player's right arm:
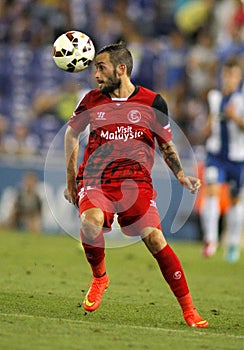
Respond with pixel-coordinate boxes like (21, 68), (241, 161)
(64, 91), (91, 204)
(64, 125), (81, 205)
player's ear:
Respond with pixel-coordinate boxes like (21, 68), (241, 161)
(117, 64), (127, 76)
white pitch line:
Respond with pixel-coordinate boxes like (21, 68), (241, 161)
(0, 312), (243, 340)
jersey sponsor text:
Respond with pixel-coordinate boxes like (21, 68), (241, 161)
(100, 125), (143, 142)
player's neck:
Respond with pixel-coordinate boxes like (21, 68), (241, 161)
(109, 81), (135, 99)
(222, 85), (238, 96)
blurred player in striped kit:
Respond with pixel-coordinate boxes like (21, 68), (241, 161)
(201, 58), (244, 262)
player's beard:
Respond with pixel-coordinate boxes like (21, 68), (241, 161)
(99, 70), (121, 94)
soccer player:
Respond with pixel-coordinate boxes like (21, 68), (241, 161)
(201, 58), (244, 261)
(64, 43), (208, 328)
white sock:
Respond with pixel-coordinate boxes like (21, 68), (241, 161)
(225, 203), (244, 247)
(201, 196), (220, 243)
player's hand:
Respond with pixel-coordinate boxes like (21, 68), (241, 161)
(178, 175), (201, 194)
(64, 185), (77, 205)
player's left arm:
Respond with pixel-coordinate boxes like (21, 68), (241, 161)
(153, 93), (201, 194)
(158, 141), (201, 194)
(225, 101), (244, 130)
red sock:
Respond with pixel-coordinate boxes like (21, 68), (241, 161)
(177, 293), (195, 313)
(80, 230), (106, 278)
(153, 244), (189, 298)
(82, 242), (106, 277)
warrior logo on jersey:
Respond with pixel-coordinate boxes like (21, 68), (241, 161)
(127, 110), (141, 123)
(96, 111), (106, 120)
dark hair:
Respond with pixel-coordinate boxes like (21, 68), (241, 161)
(222, 57), (240, 69)
(97, 42), (133, 76)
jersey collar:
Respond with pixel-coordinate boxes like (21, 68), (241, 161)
(103, 85), (139, 100)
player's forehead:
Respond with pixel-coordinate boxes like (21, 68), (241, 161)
(95, 52), (112, 66)
(222, 65), (242, 77)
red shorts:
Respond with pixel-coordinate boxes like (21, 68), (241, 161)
(77, 180), (162, 236)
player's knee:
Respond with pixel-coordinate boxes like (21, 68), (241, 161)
(80, 208), (104, 240)
(141, 228), (167, 254)
(230, 195), (240, 206)
(205, 183), (220, 196)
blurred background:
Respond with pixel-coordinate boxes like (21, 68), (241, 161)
(0, 0), (243, 239)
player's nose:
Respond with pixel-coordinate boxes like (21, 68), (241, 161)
(94, 68), (100, 79)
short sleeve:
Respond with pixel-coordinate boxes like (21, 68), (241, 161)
(152, 94), (172, 144)
(68, 92), (90, 132)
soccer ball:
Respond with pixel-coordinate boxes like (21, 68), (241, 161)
(53, 31), (95, 72)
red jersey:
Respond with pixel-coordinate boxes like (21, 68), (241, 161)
(68, 86), (172, 186)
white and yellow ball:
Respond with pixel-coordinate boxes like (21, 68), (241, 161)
(53, 31), (95, 72)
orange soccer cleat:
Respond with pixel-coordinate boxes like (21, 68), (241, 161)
(183, 309), (209, 328)
(83, 274), (110, 312)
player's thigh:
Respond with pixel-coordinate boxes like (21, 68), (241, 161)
(118, 184), (162, 236)
(227, 161), (244, 200)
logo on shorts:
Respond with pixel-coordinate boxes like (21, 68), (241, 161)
(150, 200), (157, 208)
(127, 110), (141, 123)
(78, 186), (95, 200)
(173, 271), (182, 280)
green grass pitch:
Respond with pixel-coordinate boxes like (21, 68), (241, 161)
(0, 229), (243, 350)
